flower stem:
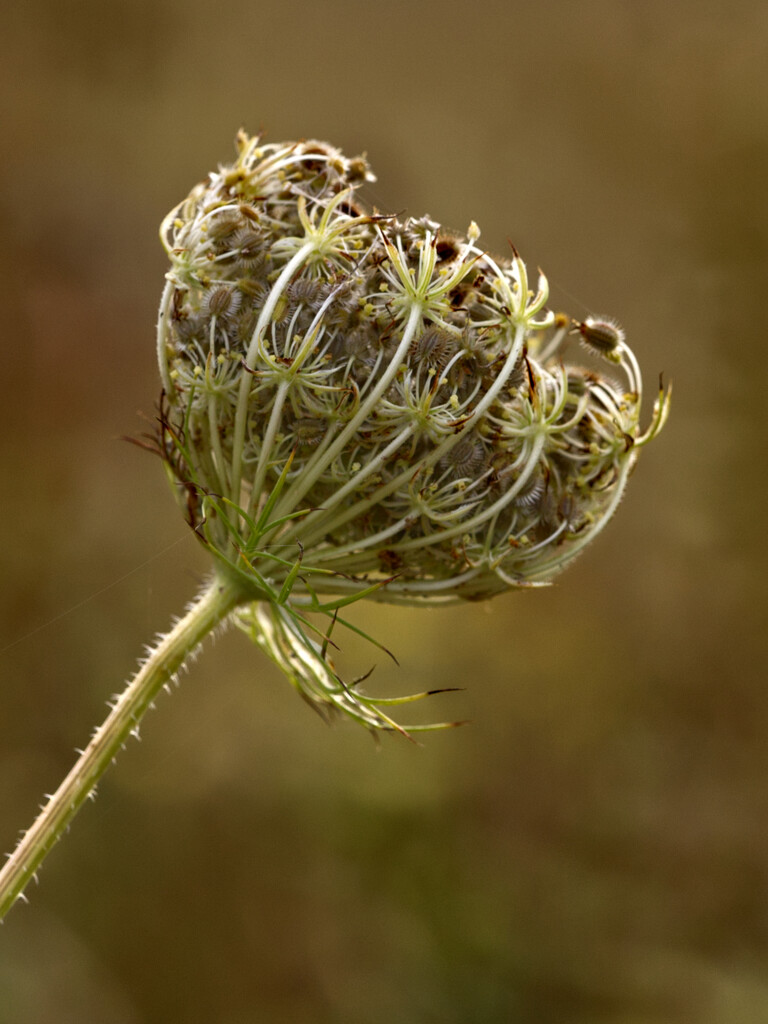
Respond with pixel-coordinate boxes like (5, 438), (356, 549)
(0, 573), (245, 921)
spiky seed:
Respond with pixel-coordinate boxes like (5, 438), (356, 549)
(411, 326), (457, 369)
(440, 436), (486, 478)
(203, 285), (241, 320)
(576, 317), (625, 360)
(435, 233), (462, 263)
(293, 418), (326, 447)
(233, 228), (266, 267)
(207, 207), (244, 240)
(288, 277), (328, 308)
(512, 475), (547, 511)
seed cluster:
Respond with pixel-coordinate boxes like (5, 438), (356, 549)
(155, 132), (668, 727)
(158, 132), (665, 598)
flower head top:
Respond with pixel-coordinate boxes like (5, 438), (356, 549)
(154, 132), (669, 730)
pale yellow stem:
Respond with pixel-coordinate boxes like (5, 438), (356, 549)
(0, 573), (246, 921)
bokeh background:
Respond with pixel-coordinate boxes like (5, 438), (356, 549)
(1, 1), (766, 1021)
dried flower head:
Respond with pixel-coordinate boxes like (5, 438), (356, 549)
(0, 133), (672, 918)
(154, 131), (669, 730)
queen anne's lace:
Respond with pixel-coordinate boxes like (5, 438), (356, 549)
(154, 132), (669, 730)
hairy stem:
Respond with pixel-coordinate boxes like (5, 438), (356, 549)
(0, 572), (246, 921)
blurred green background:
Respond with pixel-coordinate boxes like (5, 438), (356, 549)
(1, 1), (766, 1021)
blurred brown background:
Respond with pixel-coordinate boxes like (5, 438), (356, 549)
(1, 1), (766, 1021)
